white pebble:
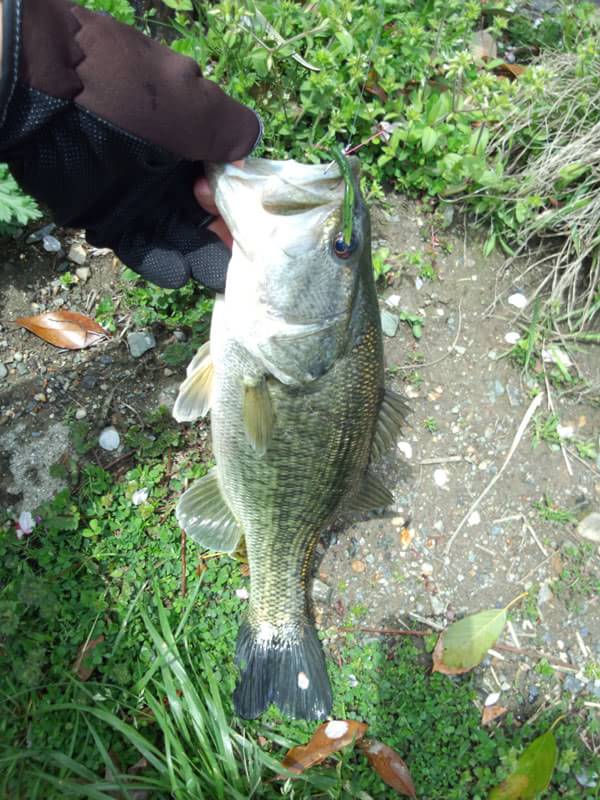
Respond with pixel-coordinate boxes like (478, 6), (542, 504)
(485, 692), (501, 707)
(421, 562), (434, 577)
(557, 424), (574, 439)
(433, 468), (449, 489)
(397, 441), (413, 459)
(75, 408), (87, 420)
(508, 292), (528, 309)
(235, 588), (249, 601)
(385, 294), (401, 308)
(99, 427), (120, 451)
(324, 720), (348, 739)
(504, 331), (520, 345)
(468, 511), (481, 527)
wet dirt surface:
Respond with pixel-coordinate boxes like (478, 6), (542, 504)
(1, 198), (599, 718)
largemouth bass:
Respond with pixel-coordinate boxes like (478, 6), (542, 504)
(173, 157), (406, 720)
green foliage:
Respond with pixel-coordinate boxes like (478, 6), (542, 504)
(0, 164), (42, 232)
(122, 267), (214, 329)
(75, 0), (135, 23)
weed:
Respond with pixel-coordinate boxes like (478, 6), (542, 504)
(122, 267), (213, 330)
(398, 311), (424, 340)
(551, 542), (600, 613)
(532, 412), (561, 449)
(95, 295), (117, 333)
(423, 417), (439, 433)
(534, 496), (576, 525)
(372, 246), (393, 282)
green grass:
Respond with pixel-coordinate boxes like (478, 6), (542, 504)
(1, 406), (596, 799)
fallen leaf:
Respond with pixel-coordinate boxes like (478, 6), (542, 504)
(366, 69), (389, 104)
(432, 608), (507, 674)
(360, 739), (417, 798)
(73, 635), (105, 681)
(16, 310), (108, 350)
(400, 528), (414, 549)
(489, 730), (557, 799)
(482, 704), (508, 726)
(495, 63), (526, 80)
(281, 719), (368, 774)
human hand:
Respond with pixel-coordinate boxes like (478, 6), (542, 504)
(0, 0), (261, 290)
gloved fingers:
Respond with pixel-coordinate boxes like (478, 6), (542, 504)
(114, 219), (231, 291)
(114, 232), (192, 289)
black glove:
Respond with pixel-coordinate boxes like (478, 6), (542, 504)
(0, 0), (261, 289)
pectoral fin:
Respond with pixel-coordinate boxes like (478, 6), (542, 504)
(243, 376), (274, 455)
(372, 389), (410, 460)
(348, 471), (393, 512)
(173, 342), (214, 422)
(175, 470), (242, 553)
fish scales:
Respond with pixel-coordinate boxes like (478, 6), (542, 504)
(173, 157), (404, 720)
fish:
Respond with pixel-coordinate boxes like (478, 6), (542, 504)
(173, 157), (407, 720)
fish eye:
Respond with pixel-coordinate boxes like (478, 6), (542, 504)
(333, 232), (358, 260)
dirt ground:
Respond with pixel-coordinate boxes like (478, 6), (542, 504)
(1, 196), (599, 720)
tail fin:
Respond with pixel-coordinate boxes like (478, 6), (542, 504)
(233, 620), (332, 720)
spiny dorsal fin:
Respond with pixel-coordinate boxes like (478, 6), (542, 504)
(347, 471), (393, 512)
(372, 388), (410, 460)
(173, 342), (214, 422)
(243, 376), (274, 456)
(175, 470), (242, 553)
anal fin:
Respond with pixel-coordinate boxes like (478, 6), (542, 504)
(348, 471), (393, 512)
(175, 470), (242, 553)
(243, 376), (274, 455)
(372, 388), (410, 460)
(173, 342), (214, 422)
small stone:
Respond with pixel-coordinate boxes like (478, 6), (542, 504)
(352, 560), (366, 573)
(13, 352), (23, 362)
(43, 234), (62, 253)
(421, 562), (433, 577)
(527, 685), (539, 703)
(173, 329), (187, 342)
(508, 292), (528, 310)
(468, 511), (481, 527)
(433, 468), (449, 489)
(81, 373), (97, 390)
(0, 363), (7, 380)
(16, 363), (28, 376)
(484, 691), (501, 707)
(67, 243), (87, 265)
(127, 331), (157, 358)
(391, 516), (405, 527)
(380, 309), (399, 337)
(312, 579), (331, 604)
(429, 595), (446, 615)
(504, 331), (520, 345)
(538, 582), (553, 605)
(75, 408), (87, 420)
(454, 345), (466, 355)
(563, 674), (585, 695)
(164, 368), (174, 377)
(557, 424), (574, 439)
(235, 588), (249, 601)
(27, 223), (56, 243)
(75, 266), (91, 283)
(33, 393), (47, 403)
(397, 441), (413, 459)
(577, 512), (600, 544)
(99, 427), (120, 451)
(385, 294), (401, 308)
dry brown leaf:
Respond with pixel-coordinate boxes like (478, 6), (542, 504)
(360, 739), (417, 798)
(482, 704), (508, 726)
(366, 69), (389, 104)
(73, 635), (105, 681)
(400, 528), (414, 549)
(495, 63), (526, 80)
(128, 757), (149, 775)
(16, 310), (108, 350)
(281, 719), (368, 774)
